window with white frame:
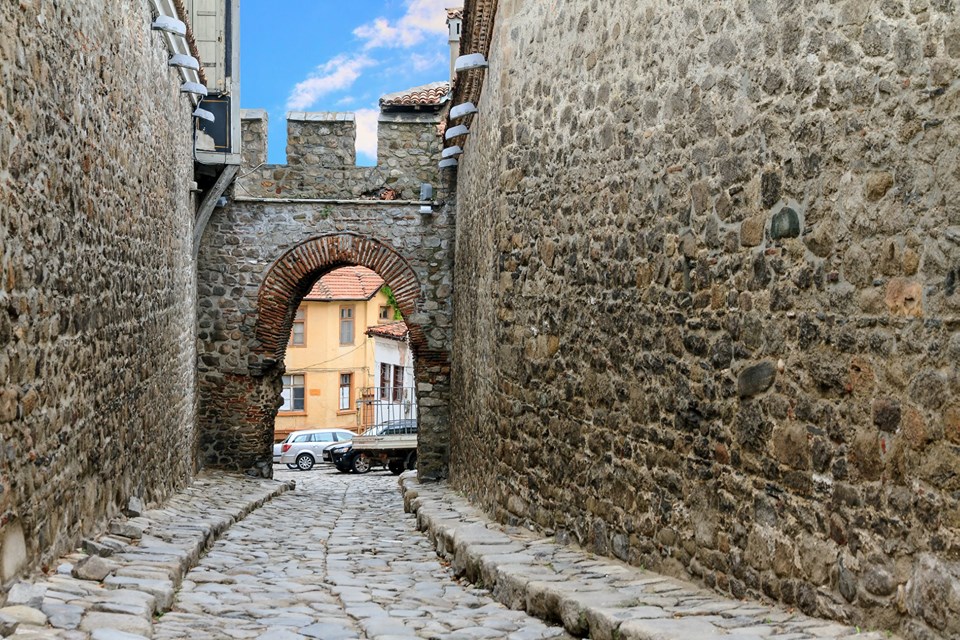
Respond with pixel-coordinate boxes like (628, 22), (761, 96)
(280, 374), (305, 412)
(339, 373), (353, 411)
(339, 306), (354, 345)
(289, 308), (305, 346)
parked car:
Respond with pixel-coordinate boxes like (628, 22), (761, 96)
(327, 441), (354, 472)
(321, 440), (347, 463)
(272, 442), (284, 464)
(331, 419), (417, 474)
(277, 429), (355, 471)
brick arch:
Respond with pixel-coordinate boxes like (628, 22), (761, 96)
(256, 232), (426, 372)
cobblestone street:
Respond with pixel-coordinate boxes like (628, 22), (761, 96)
(153, 468), (571, 640)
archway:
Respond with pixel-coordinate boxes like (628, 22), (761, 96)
(255, 233), (428, 373)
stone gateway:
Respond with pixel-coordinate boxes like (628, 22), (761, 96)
(196, 106), (455, 480)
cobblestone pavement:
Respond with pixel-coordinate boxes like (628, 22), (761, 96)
(0, 473), (292, 639)
(153, 467), (573, 640)
(2, 468), (899, 640)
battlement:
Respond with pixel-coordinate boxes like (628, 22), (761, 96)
(237, 107), (444, 200)
(286, 111), (358, 168)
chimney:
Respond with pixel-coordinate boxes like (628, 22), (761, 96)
(446, 8), (462, 83)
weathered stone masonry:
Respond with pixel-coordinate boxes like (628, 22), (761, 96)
(450, 1), (959, 639)
(197, 111), (454, 478)
(0, 0), (198, 581)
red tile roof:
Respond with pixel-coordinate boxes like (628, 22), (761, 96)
(366, 321), (409, 341)
(304, 266), (384, 301)
(380, 82), (451, 108)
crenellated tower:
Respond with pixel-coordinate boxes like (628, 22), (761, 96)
(237, 83), (449, 201)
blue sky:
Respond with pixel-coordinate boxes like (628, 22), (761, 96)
(240, 0), (454, 166)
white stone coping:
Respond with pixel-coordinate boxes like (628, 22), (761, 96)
(398, 474), (898, 640)
(286, 111), (355, 123)
(240, 108), (268, 121)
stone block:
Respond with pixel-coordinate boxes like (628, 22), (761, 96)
(5, 582), (46, 609)
(0, 612), (18, 636)
(0, 605), (47, 626)
(103, 576), (174, 611)
(1, 521), (27, 582)
(865, 172), (894, 201)
(83, 538), (116, 558)
(884, 278), (923, 317)
(80, 612), (152, 638)
(109, 521), (145, 540)
(737, 362), (777, 398)
(740, 216), (765, 247)
(872, 398), (901, 433)
(124, 497), (144, 518)
(72, 555), (115, 581)
(770, 207), (801, 240)
(42, 602), (84, 630)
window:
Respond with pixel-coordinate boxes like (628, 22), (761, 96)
(280, 375), (305, 412)
(289, 308), (305, 346)
(379, 363), (391, 399)
(312, 432), (336, 442)
(339, 373), (353, 411)
(339, 306), (354, 345)
(379, 305), (392, 321)
(393, 365), (404, 401)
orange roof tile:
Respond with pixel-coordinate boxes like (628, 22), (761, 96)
(304, 266), (384, 301)
(380, 82), (450, 108)
(366, 321), (409, 341)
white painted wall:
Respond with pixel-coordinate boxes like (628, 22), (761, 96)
(371, 335), (417, 424)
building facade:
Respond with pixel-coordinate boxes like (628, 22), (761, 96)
(275, 266), (397, 440)
(365, 322), (418, 430)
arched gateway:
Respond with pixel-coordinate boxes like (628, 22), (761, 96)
(256, 233), (428, 373)
(196, 100), (453, 480)
(196, 207), (454, 481)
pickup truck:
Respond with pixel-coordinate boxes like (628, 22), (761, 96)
(331, 419), (417, 475)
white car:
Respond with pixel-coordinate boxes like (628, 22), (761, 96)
(277, 429), (355, 471)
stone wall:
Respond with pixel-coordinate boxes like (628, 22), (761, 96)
(450, 1), (960, 638)
(0, 0), (198, 581)
(237, 110), (443, 200)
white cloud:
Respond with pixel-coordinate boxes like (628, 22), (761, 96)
(336, 96), (357, 106)
(355, 108), (380, 161)
(354, 0), (449, 50)
(287, 54), (376, 110)
(410, 51), (445, 72)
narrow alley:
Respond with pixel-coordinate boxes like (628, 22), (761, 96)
(152, 469), (572, 640)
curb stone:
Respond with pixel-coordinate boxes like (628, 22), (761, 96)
(399, 473), (898, 640)
(3, 472), (294, 639)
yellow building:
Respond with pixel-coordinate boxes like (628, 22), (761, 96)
(275, 266), (396, 441)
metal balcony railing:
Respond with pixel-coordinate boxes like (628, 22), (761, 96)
(356, 387), (417, 432)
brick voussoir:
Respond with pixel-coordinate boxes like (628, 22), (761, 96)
(398, 474), (897, 640)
